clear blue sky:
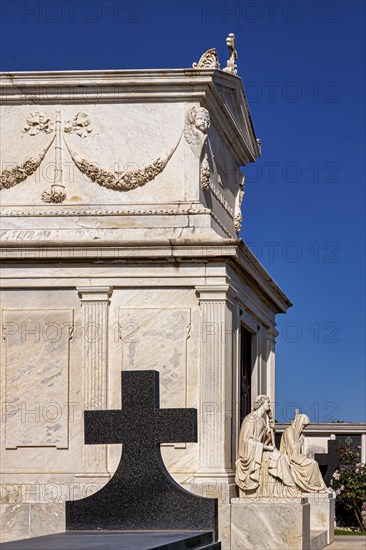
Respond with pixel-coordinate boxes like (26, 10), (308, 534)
(1, 0), (365, 422)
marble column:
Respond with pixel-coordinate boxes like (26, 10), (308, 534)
(194, 285), (235, 485)
(266, 326), (277, 418)
(361, 434), (366, 464)
(77, 286), (113, 472)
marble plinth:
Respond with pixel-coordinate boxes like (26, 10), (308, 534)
(231, 499), (310, 550)
(307, 493), (335, 544)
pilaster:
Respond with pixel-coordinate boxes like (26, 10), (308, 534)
(194, 285), (235, 486)
(77, 286), (113, 472)
(266, 326), (277, 417)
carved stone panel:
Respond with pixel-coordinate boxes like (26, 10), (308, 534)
(119, 308), (190, 409)
(2, 309), (73, 449)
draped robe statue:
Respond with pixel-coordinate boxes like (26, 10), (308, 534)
(280, 413), (327, 493)
(235, 398), (327, 497)
(235, 395), (297, 497)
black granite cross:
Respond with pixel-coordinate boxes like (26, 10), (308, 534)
(66, 370), (218, 538)
(315, 439), (341, 486)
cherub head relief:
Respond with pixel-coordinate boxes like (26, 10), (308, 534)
(189, 106), (211, 134)
(184, 106), (211, 159)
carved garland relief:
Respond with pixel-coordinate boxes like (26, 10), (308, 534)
(1, 103), (243, 231)
(0, 110), (181, 202)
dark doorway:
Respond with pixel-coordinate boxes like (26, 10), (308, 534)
(240, 326), (252, 424)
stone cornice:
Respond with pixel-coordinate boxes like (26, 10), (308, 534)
(276, 423), (366, 435)
(0, 239), (291, 314)
(230, 240), (292, 313)
(0, 68), (233, 101)
(0, 68), (259, 166)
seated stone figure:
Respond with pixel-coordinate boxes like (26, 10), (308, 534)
(235, 395), (297, 497)
(280, 413), (327, 493)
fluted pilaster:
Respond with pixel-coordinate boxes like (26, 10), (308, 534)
(77, 286), (112, 471)
(194, 285), (234, 481)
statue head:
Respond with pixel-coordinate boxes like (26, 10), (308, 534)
(188, 106), (211, 134)
(291, 413), (311, 434)
(252, 395), (270, 412)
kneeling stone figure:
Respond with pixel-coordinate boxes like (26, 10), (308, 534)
(235, 395), (327, 497)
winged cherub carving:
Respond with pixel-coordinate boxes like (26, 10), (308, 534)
(184, 106), (211, 158)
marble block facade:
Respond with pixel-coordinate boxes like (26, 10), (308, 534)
(231, 500), (311, 550)
(0, 60), (291, 543)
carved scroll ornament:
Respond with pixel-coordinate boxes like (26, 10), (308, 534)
(192, 48), (220, 70)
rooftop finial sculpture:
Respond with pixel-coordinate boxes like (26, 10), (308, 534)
(192, 48), (220, 70)
(223, 33), (238, 76)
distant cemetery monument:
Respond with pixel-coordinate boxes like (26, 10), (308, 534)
(0, 35), (338, 549)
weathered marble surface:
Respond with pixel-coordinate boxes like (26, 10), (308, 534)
(119, 308), (189, 408)
(3, 308), (72, 449)
(231, 500), (310, 550)
(0, 503), (64, 543)
(306, 493), (335, 544)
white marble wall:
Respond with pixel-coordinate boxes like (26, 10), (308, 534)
(0, 264), (278, 542)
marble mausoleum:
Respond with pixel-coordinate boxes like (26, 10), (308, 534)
(0, 39), (292, 545)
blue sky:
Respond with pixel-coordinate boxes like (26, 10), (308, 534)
(1, 0), (365, 422)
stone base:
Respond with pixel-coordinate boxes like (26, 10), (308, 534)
(231, 499), (310, 550)
(307, 493), (335, 545)
(310, 530), (328, 550)
(0, 503), (65, 543)
(182, 479), (237, 550)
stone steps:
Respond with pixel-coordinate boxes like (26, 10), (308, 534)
(310, 530), (328, 550)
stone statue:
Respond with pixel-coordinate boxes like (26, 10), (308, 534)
(184, 106), (211, 158)
(280, 413), (327, 493)
(223, 33), (238, 75)
(235, 395), (297, 497)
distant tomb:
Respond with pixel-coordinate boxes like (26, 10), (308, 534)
(315, 440), (341, 486)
